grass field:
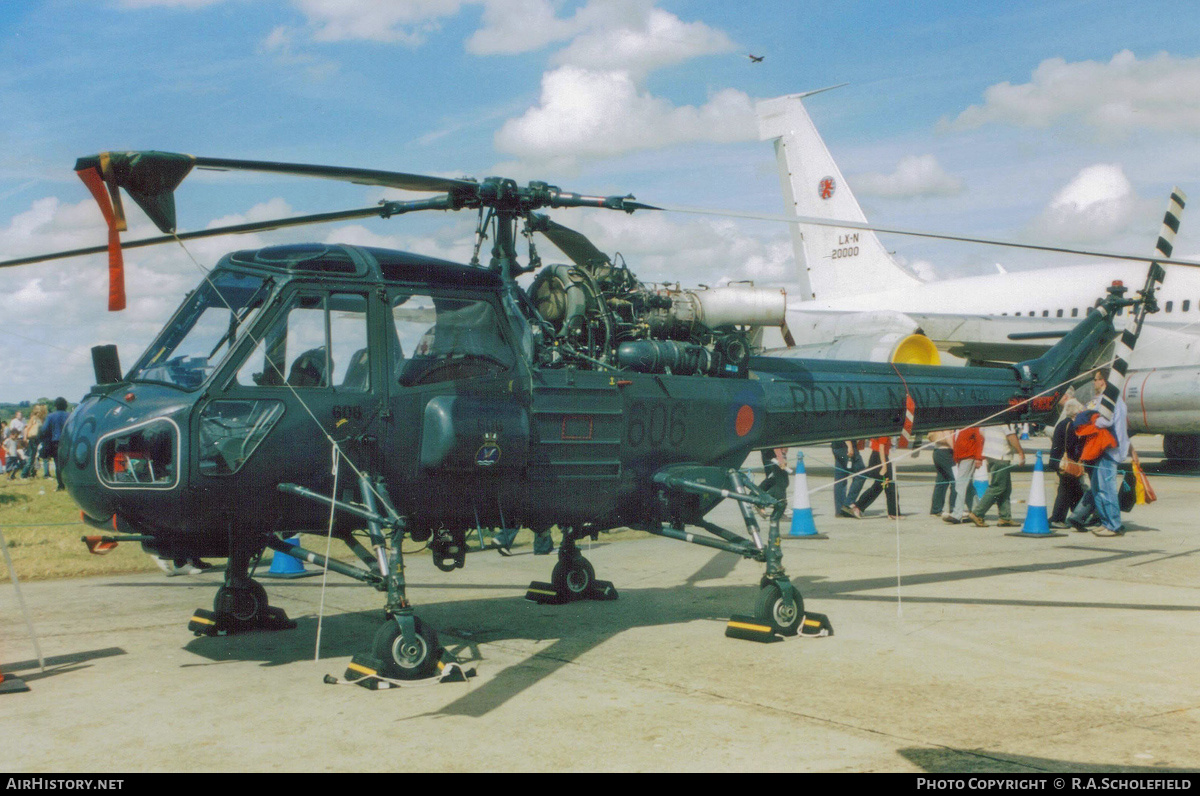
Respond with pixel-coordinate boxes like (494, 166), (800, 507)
(0, 473), (159, 581)
(0, 471), (651, 582)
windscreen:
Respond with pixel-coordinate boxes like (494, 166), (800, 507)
(128, 270), (271, 389)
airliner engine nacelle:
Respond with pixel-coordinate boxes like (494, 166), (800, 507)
(769, 332), (941, 366)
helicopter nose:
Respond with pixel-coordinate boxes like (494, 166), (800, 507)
(94, 419), (178, 488)
(61, 393), (184, 527)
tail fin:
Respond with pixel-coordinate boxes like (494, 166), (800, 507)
(756, 88), (920, 302)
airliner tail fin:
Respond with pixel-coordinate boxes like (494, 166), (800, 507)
(756, 89), (919, 302)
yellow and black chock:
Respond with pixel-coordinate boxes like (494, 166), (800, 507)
(330, 651), (477, 690)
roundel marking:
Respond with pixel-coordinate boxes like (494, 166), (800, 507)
(818, 177), (835, 200)
(735, 405), (755, 437)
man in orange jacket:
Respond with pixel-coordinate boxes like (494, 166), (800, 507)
(943, 427), (984, 524)
(1069, 369), (1129, 536)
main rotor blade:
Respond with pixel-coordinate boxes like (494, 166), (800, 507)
(636, 201), (1200, 269)
(191, 156), (478, 195)
(72, 151), (479, 236)
(527, 213), (610, 266)
(0, 205), (391, 269)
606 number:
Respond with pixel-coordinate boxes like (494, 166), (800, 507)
(627, 401), (686, 447)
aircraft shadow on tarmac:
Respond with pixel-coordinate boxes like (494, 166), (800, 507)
(899, 747), (1195, 774)
(175, 545), (1199, 718)
(3, 646), (126, 682)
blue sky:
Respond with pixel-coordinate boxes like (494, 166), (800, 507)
(2, 0), (1200, 400)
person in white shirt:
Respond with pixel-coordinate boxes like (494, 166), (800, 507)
(968, 424), (1025, 527)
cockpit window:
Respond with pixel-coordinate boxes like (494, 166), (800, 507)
(235, 291), (370, 390)
(128, 271), (270, 390)
(391, 291), (514, 386)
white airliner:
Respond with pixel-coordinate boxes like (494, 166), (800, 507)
(756, 89), (1200, 460)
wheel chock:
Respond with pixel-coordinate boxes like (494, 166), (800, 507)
(435, 650), (477, 683)
(525, 581), (567, 604)
(589, 579), (619, 601)
(328, 651), (477, 690)
(189, 608), (227, 637)
(799, 612), (834, 638)
(725, 614), (782, 643)
(258, 606), (297, 631)
(0, 671), (30, 694)
(189, 606), (296, 636)
(525, 579), (619, 604)
(339, 653), (390, 689)
(222, 606), (297, 634)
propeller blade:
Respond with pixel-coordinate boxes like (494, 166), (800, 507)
(636, 201), (1200, 269)
(527, 213), (610, 266)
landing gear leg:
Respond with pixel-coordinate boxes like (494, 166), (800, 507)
(646, 464), (831, 640)
(727, 469), (830, 641)
(274, 476), (463, 685)
(736, 471), (802, 637)
(189, 537), (295, 636)
(359, 476), (442, 680)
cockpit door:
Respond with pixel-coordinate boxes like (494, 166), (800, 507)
(194, 288), (383, 525)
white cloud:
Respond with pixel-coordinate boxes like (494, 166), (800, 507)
(259, 25), (341, 80)
(949, 50), (1200, 135)
(485, 3), (745, 169)
(467, 0), (582, 55)
(0, 194), (205, 398)
(206, 197), (295, 229)
(291, 0), (464, 45)
(0, 197), (107, 260)
(551, 4), (735, 78)
(893, 254), (938, 282)
(494, 66), (755, 169)
(851, 155), (963, 199)
(540, 209), (792, 289)
(1029, 163), (1146, 244)
(468, 0), (734, 70)
(321, 223), (477, 263)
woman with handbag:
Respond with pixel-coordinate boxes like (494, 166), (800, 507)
(1049, 398), (1086, 529)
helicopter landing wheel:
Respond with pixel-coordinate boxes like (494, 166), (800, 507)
(372, 616), (441, 680)
(754, 581), (803, 637)
(551, 556), (595, 601)
(211, 581), (295, 633)
(214, 581), (267, 623)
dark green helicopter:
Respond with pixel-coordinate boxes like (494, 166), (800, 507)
(0, 151), (1168, 681)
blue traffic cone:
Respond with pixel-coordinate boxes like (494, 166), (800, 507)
(788, 453), (825, 539)
(1015, 452), (1057, 537)
(263, 534), (310, 578)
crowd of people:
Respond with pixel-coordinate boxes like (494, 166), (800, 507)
(1, 398), (70, 490)
(817, 367), (1140, 537)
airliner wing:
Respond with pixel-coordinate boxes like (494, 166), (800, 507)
(905, 312), (1071, 362)
(781, 306), (1200, 367)
(907, 312), (1200, 366)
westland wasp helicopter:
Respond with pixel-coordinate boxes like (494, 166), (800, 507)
(0, 150), (1175, 681)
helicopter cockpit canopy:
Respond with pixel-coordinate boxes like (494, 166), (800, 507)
(393, 293), (516, 387)
(127, 269), (271, 390)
